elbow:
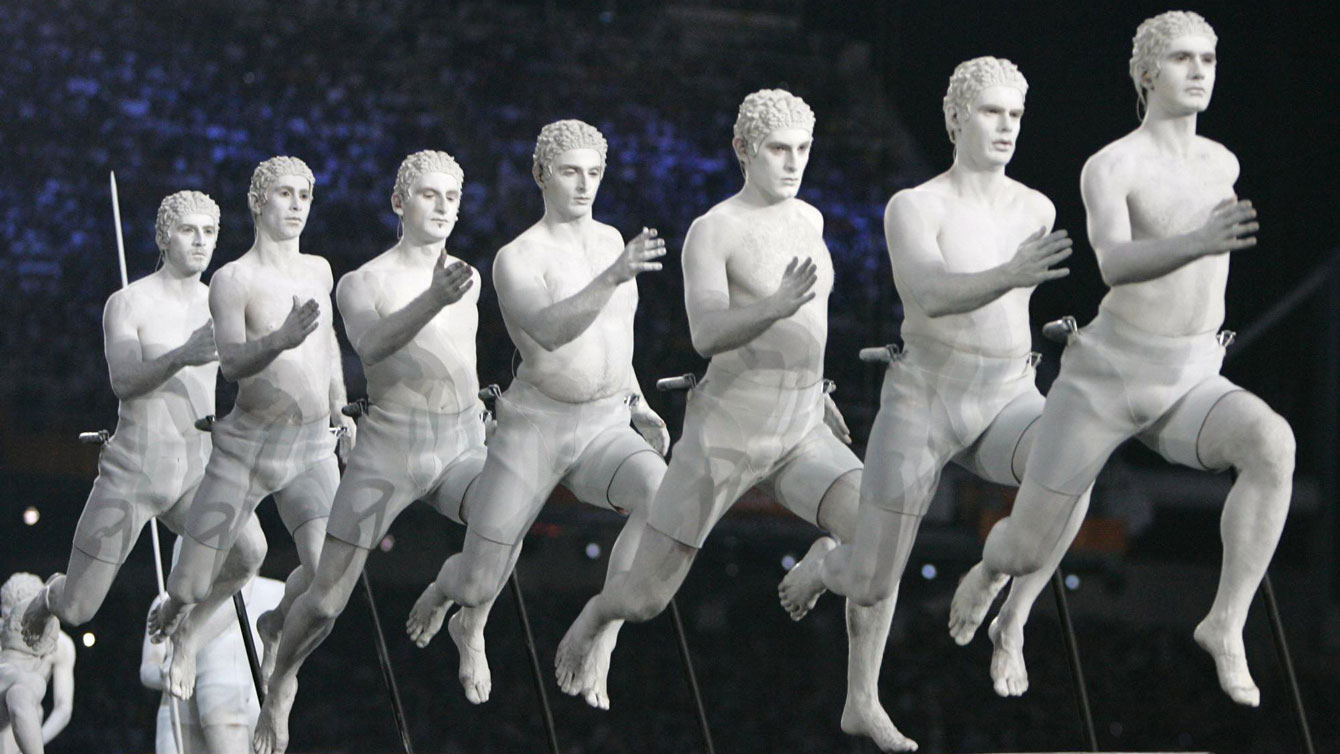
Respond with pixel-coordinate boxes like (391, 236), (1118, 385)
(690, 334), (722, 359)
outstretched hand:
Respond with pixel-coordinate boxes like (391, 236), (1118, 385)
(176, 320), (218, 366)
(1004, 227), (1071, 288)
(606, 227), (667, 284)
(428, 251), (475, 307)
(764, 257), (818, 320)
(273, 297), (321, 350)
(1196, 198), (1259, 255)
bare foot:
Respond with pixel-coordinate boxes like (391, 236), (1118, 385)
(257, 608), (284, 688)
(1194, 618), (1259, 707)
(406, 583), (452, 648)
(778, 537), (836, 621)
(988, 617), (1028, 697)
(164, 630), (198, 700)
(948, 562), (1009, 646)
(448, 609), (491, 704)
(841, 695), (918, 752)
(148, 596), (189, 644)
(252, 672), (298, 754)
(556, 601), (618, 710)
(19, 590), (59, 655)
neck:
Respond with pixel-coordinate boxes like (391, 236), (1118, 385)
(151, 264), (202, 293)
(392, 235), (447, 264)
(947, 158), (1008, 201)
(737, 179), (791, 208)
(540, 208), (595, 243)
(1139, 104), (1199, 153)
(251, 228), (301, 262)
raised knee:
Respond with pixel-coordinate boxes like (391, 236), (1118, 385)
(456, 568), (506, 608)
(1238, 412), (1295, 479)
(235, 529), (269, 572)
(53, 599), (95, 628)
(985, 523), (1049, 576)
(622, 588), (672, 623)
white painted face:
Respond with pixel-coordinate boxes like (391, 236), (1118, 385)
(397, 171), (461, 244)
(956, 85), (1025, 167)
(163, 211), (218, 274)
(740, 127), (812, 201)
(1147, 34), (1217, 114)
(255, 174), (313, 241)
(541, 148), (604, 220)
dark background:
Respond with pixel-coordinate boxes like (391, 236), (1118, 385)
(1, 0), (1336, 751)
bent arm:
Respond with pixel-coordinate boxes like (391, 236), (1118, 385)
(1083, 156), (1212, 287)
(42, 635), (75, 743)
(495, 247), (622, 352)
(886, 194), (1029, 317)
(104, 295), (191, 400)
(337, 272), (447, 366)
(683, 220), (785, 357)
(211, 272), (294, 381)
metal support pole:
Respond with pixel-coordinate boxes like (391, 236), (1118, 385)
(667, 598), (716, 754)
(1260, 573), (1315, 754)
(360, 570), (415, 753)
(1050, 569), (1098, 752)
(508, 570), (560, 754)
(233, 593), (265, 705)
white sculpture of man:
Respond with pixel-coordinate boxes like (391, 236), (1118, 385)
(953, 11), (1291, 707)
(21, 191), (220, 646)
(1, 575), (74, 754)
(152, 156), (356, 700)
(402, 121), (671, 706)
(141, 573), (285, 754)
(556, 90), (908, 751)
(252, 150), (501, 754)
(777, 57), (1087, 702)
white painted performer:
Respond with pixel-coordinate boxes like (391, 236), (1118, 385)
(952, 11), (1291, 707)
(252, 149), (498, 754)
(141, 574), (284, 754)
(556, 90), (908, 751)
(776, 58), (1087, 703)
(152, 156), (357, 701)
(402, 120), (671, 708)
(1, 575), (74, 754)
(21, 191), (219, 646)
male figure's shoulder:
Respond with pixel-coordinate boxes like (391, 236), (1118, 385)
(1082, 134), (1143, 196)
(1008, 179), (1057, 224)
(297, 252), (334, 290)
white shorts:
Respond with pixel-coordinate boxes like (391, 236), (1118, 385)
(185, 411), (338, 551)
(1027, 307), (1242, 495)
(862, 338), (1044, 515)
(74, 420), (211, 564)
(326, 402), (487, 548)
(467, 380), (661, 546)
(646, 365), (862, 548)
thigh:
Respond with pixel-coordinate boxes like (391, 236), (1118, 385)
(768, 426), (862, 528)
(184, 440), (266, 551)
(1139, 374), (1244, 471)
(1021, 373), (1132, 496)
(273, 457), (339, 537)
(957, 388), (1045, 487)
(463, 412), (565, 547)
(430, 446), (487, 525)
(645, 394), (764, 549)
(566, 424), (661, 513)
(854, 370), (961, 517)
(325, 454), (420, 550)
(71, 475), (153, 566)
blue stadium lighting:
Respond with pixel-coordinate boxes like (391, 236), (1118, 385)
(780, 554), (797, 571)
(585, 543), (601, 560)
(1064, 573), (1081, 590)
(920, 563), (937, 580)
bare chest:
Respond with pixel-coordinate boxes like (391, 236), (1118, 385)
(937, 202), (1038, 271)
(726, 220), (833, 300)
(244, 272), (331, 335)
(1127, 158), (1235, 239)
(136, 294), (209, 360)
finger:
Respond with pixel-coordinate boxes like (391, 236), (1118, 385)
(439, 249), (450, 267)
(292, 295), (302, 309)
(647, 227), (658, 238)
(1232, 222), (1260, 236)
(1043, 248), (1074, 264)
(1229, 237), (1258, 250)
(1026, 226), (1047, 242)
(641, 262), (664, 272)
(799, 291), (817, 305)
(1043, 267), (1071, 279)
(1211, 197), (1236, 213)
(784, 257), (799, 274)
(1042, 229), (1068, 242)
(1039, 237), (1074, 254)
